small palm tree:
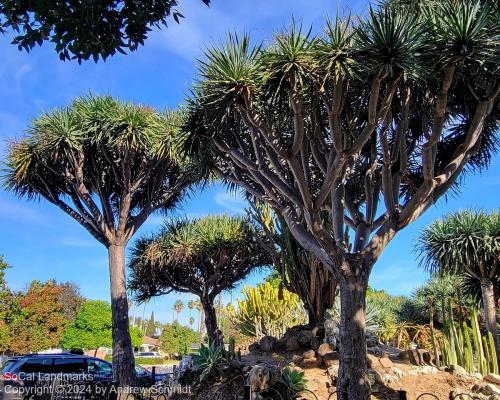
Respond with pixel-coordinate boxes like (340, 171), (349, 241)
(417, 210), (500, 365)
(174, 300), (184, 322)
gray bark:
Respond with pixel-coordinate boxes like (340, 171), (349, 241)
(480, 277), (500, 368)
(337, 263), (370, 400)
(108, 244), (136, 385)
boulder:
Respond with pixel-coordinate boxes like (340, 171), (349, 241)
(302, 349), (316, 360)
(318, 343), (336, 358)
(327, 365), (339, 379)
(259, 336), (277, 352)
(367, 354), (381, 369)
(285, 336), (300, 351)
(310, 336), (322, 350)
(323, 352), (339, 367)
(301, 357), (320, 368)
(473, 382), (500, 397)
(248, 342), (260, 352)
(449, 364), (468, 377)
(484, 373), (500, 385)
(291, 354), (302, 363)
(297, 330), (313, 345)
(379, 357), (393, 369)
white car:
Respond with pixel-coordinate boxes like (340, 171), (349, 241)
(136, 351), (160, 358)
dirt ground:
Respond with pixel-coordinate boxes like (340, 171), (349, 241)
(240, 352), (489, 400)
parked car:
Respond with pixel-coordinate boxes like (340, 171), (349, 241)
(0, 353), (164, 400)
(135, 352), (160, 358)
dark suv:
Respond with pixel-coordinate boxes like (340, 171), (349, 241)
(0, 353), (154, 400)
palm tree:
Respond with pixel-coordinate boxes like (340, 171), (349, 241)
(173, 300), (184, 322)
(3, 96), (199, 384)
(417, 210), (500, 365)
(128, 215), (270, 343)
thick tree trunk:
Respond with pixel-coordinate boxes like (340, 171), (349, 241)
(480, 277), (500, 367)
(108, 244), (136, 385)
(337, 268), (371, 400)
(202, 299), (221, 346)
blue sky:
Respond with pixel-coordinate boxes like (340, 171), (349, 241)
(0, 0), (498, 327)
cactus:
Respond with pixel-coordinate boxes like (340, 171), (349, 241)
(229, 282), (307, 339)
(430, 304), (497, 376)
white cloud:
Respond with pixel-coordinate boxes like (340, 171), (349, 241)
(214, 191), (247, 214)
(0, 198), (44, 223)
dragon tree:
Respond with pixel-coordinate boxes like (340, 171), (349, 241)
(3, 96), (199, 384)
(184, 1), (500, 398)
(128, 215), (271, 344)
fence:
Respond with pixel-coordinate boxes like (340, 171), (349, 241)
(16, 375), (487, 400)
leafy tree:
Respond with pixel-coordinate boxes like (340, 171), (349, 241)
(250, 202), (337, 325)
(10, 281), (67, 354)
(184, 1), (499, 397)
(417, 210), (500, 364)
(57, 282), (84, 321)
(0, 0), (210, 62)
(146, 311), (156, 336)
(159, 321), (198, 357)
(62, 300), (142, 352)
(129, 215), (271, 343)
(3, 96), (199, 384)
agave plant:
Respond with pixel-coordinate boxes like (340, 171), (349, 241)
(279, 367), (308, 396)
(192, 342), (227, 381)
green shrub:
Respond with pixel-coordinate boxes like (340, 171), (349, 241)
(160, 321), (199, 357)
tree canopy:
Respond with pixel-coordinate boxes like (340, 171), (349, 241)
(0, 0), (210, 62)
(2, 95), (200, 384)
(417, 209), (500, 365)
(160, 321), (198, 357)
(129, 215), (270, 301)
(184, 1), (499, 397)
(129, 215), (271, 342)
(62, 300), (142, 351)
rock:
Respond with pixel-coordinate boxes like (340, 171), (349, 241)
(379, 357), (393, 369)
(326, 365), (339, 382)
(323, 352), (339, 367)
(301, 357), (320, 368)
(297, 330), (313, 345)
(391, 367), (406, 379)
(259, 335), (277, 352)
(302, 350), (316, 360)
(285, 337), (300, 351)
(307, 380), (319, 392)
(318, 343), (336, 358)
(471, 372), (483, 381)
(399, 349), (434, 366)
(484, 373), (500, 385)
(368, 368), (384, 384)
(449, 364), (468, 377)
(248, 342), (260, 352)
(475, 383), (500, 396)
(291, 354), (302, 363)
(310, 336), (322, 350)
(366, 332), (381, 347)
(311, 326), (320, 336)
(366, 354), (381, 369)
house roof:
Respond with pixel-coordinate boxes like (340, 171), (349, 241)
(142, 335), (159, 346)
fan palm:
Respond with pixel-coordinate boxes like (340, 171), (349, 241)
(417, 210), (500, 365)
(128, 215), (271, 343)
(174, 300), (184, 321)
